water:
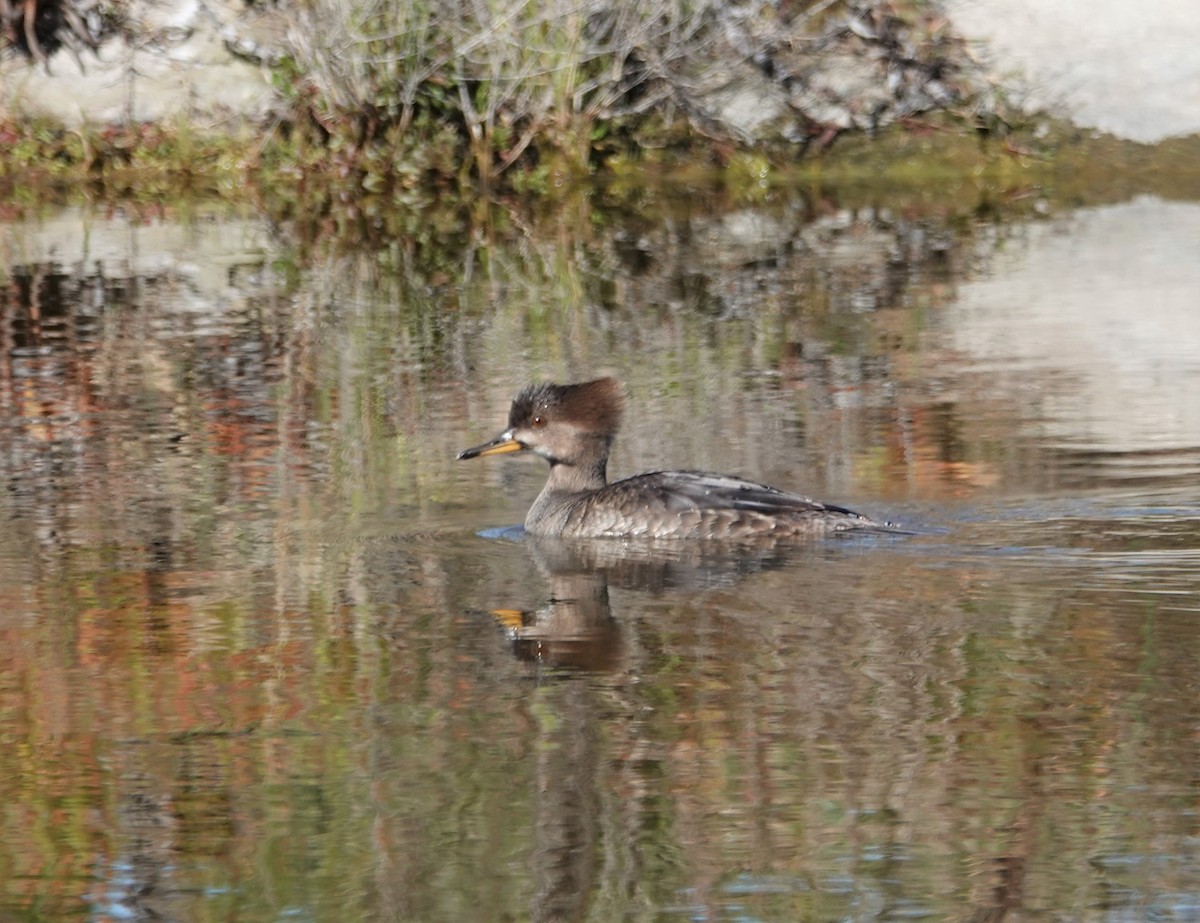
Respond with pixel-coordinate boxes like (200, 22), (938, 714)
(1, 191), (1199, 922)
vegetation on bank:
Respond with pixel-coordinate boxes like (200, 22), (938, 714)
(3, 110), (1198, 217)
(2, 0), (1199, 212)
(1, 1), (998, 189)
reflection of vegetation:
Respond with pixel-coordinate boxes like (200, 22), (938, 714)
(3, 197), (1200, 920)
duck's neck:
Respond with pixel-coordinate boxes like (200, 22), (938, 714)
(525, 436), (613, 534)
(543, 443), (609, 496)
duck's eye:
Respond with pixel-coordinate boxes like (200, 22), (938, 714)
(532, 415), (547, 429)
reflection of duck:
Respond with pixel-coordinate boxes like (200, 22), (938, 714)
(484, 532), (820, 673)
(528, 533), (797, 593)
(459, 377), (891, 538)
(492, 563), (621, 673)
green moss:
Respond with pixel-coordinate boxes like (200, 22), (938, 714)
(3, 110), (1198, 220)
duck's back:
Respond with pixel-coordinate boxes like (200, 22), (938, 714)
(553, 470), (880, 539)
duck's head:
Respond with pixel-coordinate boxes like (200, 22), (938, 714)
(457, 377), (626, 467)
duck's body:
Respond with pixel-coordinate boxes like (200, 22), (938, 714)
(524, 469), (876, 539)
(458, 377), (887, 539)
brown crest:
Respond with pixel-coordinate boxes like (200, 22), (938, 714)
(509, 377), (626, 435)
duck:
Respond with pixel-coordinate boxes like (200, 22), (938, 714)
(458, 377), (890, 539)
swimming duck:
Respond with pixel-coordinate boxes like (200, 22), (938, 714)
(458, 377), (887, 539)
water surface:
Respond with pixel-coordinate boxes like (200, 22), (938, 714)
(1, 192), (1198, 921)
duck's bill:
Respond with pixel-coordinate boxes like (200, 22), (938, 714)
(457, 434), (526, 460)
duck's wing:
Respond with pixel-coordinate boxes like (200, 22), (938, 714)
(647, 470), (869, 518)
(572, 470), (879, 538)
